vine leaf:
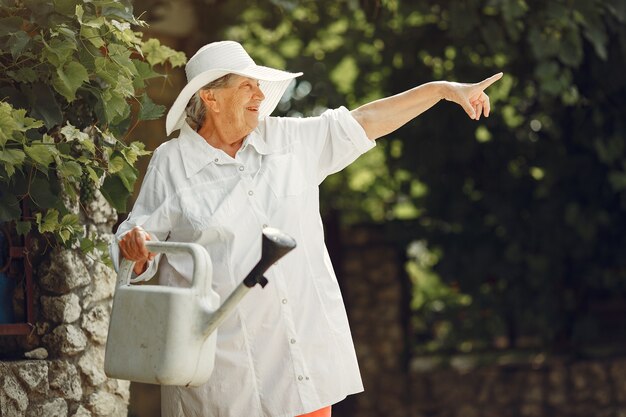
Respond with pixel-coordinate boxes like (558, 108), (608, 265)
(53, 61), (89, 103)
(24, 143), (57, 168)
(138, 94), (165, 121)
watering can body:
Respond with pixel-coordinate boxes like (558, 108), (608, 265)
(104, 228), (297, 387)
(104, 241), (220, 386)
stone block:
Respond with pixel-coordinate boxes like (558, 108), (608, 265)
(24, 348), (49, 360)
(571, 361), (611, 405)
(0, 373), (29, 415)
(610, 359), (626, 403)
(41, 293), (82, 323)
(49, 361), (83, 401)
(71, 405), (92, 417)
(105, 378), (131, 403)
(16, 361), (49, 395)
(85, 191), (117, 227)
(44, 325), (88, 356)
(431, 369), (481, 405)
(523, 370), (545, 403)
(82, 262), (116, 308)
(81, 304), (110, 345)
(39, 250), (90, 294)
(87, 391), (125, 417)
(547, 363), (568, 406)
(27, 398), (68, 417)
(78, 347), (107, 386)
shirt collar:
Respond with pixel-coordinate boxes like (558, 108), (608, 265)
(178, 122), (274, 179)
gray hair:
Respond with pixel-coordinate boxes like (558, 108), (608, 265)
(185, 73), (235, 130)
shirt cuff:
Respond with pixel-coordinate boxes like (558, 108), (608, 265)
(337, 106), (376, 154)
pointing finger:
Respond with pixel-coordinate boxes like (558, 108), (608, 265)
(478, 72), (504, 90)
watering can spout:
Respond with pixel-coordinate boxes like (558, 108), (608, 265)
(200, 227), (296, 340)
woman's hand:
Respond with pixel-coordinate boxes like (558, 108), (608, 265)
(118, 226), (156, 275)
(442, 72), (503, 120)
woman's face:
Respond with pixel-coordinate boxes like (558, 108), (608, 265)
(210, 75), (265, 142)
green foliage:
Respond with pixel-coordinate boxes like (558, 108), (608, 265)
(173, 0), (626, 352)
(0, 0), (185, 253)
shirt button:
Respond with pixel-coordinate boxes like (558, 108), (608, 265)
(290, 338), (296, 344)
(298, 375), (303, 381)
(262, 224), (268, 229)
(306, 377), (310, 381)
(248, 190), (254, 196)
(214, 158), (219, 162)
(239, 166), (244, 171)
(282, 299), (288, 304)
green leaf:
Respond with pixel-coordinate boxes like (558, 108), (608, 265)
(138, 94), (165, 121)
(114, 74), (134, 98)
(42, 37), (76, 67)
(94, 56), (118, 84)
(24, 143), (57, 168)
(58, 213), (80, 243)
(141, 38), (187, 67)
(132, 59), (159, 88)
(13, 108), (44, 132)
(85, 165), (100, 184)
(0, 191), (21, 222)
(108, 43), (137, 77)
(52, 61), (89, 102)
(9, 31), (30, 59)
(116, 160), (138, 192)
(80, 237), (95, 252)
(100, 174), (129, 212)
(15, 221), (32, 236)
(13, 67), (38, 83)
(58, 160), (82, 179)
(0, 149), (26, 176)
(53, 0), (78, 16)
(100, 89), (128, 124)
(24, 83), (63, 129)
(29, 176), (60, 208)
(80, 25), (105, 48)
(60, 123), (89, 142)
(0, 102), (18, 146)
(0, 17), (23, 37)
(108, 155), (125, 173)
(36, 208), (59, 233)
(75, 4), (84, 22)
(59, 123), (96, 154)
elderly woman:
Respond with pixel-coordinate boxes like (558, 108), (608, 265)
(115, 41), (501, 417)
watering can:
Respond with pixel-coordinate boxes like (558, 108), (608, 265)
(104, 227), (296, 386)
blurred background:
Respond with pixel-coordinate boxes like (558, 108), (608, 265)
(124, 1), (626, 416)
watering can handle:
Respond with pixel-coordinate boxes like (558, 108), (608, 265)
(117, 241), (211, 289)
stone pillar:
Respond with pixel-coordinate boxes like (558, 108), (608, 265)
(338, 225), (409, 417)
(0, 189), (129, 417)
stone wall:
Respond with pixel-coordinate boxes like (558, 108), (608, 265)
(0, 190), (129, 417)
(409, 355), (626, 417)
(337, 224), (626, 417)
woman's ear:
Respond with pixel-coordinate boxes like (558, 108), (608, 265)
(199, 89), (219, 113)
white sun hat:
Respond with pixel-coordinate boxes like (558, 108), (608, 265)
(165, 40), (302, 135)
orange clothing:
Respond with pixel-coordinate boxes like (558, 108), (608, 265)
(297, 406), (331, 417)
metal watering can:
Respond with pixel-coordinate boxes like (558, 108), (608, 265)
(104, 228), (296, 386)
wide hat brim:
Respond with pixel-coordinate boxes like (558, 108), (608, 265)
(165, 65), (302, 135)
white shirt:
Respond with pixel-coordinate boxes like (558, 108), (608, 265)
(112, 106), (375, 417)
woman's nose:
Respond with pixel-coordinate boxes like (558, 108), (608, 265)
(254, 83), (265, 101)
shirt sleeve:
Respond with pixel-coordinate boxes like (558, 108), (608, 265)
(265, 106), (376, 184)
(109, 149), (175, 282)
